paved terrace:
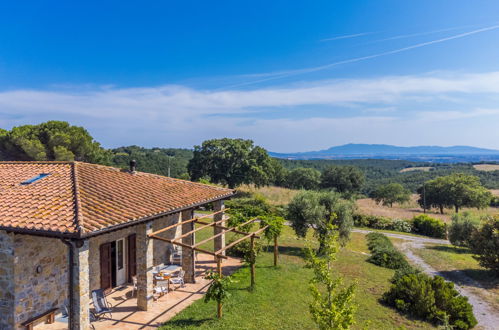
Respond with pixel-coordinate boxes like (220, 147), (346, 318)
(37, 254), (242, 330)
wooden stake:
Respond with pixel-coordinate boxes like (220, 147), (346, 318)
(250, 235), (255, 289)
(274, 236), (278, 267)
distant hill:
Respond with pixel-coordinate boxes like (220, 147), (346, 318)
(270, 144), (499, 163)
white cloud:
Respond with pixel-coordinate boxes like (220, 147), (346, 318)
(1, 71), (499, 150)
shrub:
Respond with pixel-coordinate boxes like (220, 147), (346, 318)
(470, 215), (499, 274)
(448, 212), (480, 247)
(392, 218), (412, 233)
(412, 214), (447, 238)
(226, 239), (262, 264)
(383, 273), (477, 329)
(366, 233), (410, 269)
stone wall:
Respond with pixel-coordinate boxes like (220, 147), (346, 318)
(3, 233), (68, 329)
(0, 230), (15, 329)
(152, 213), (181, 266)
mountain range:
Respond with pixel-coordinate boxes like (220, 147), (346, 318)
(269, 144), (499, 163)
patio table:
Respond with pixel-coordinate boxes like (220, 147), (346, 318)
(154, 265), (182, 293)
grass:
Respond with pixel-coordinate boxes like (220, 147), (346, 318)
(237, 185), (299, 205)
(400, 167), (434, 173)
(473, 164), (499, 172)
(412, 243), (499, 312)
(161, 227), (434, 329)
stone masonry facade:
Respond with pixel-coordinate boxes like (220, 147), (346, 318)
(0, 230), (68, 329)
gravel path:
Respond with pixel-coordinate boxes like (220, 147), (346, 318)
(353, 229), (499, 329)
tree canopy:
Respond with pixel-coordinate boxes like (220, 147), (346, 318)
(372, 183), (411, 207)
(285, 167), (321, 190)
(0, 121), (110, 163)
(287, 190), (354, 248)
(188, 138), (274, 188)
(320, 165), (364, 193)
(418, 173), (492, 213)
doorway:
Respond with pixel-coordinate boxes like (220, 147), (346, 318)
(100, 238), (129, 291)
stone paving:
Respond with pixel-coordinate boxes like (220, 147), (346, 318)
(37, 254), (242, 330)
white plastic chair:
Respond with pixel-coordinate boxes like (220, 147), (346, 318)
(154, 280), (169, 299)
(169, 269), (185, 290)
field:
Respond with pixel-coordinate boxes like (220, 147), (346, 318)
(473, 164), (499, 172)
(356, 194), (498, 223)
(399, 166), (434, 173)
(161, 226), (434, 329)
(237, 185), (299, 205)
(411, 244), (499, 313)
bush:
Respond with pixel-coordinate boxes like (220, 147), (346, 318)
(392, 218), (412, 233)
(226, 239), (262, 264)
(448, 212), (480, 247)
(353, 214), (414, 233)
(412, 214), (447, 238)
(470, 215), (499, 274)
(383, 273), (477, 329)
(366, 233), (410, 269)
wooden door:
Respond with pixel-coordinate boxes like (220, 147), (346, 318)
(127, 234), (137, 282)
(100, 243), (112, 291)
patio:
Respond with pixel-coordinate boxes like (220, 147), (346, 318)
(36, 254), (242, 330)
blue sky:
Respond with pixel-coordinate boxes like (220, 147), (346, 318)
(1, 1), (499, 152)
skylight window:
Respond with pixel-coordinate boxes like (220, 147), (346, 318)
(21, 173), (50, 185)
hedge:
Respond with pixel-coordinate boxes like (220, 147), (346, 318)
(365, 233), (410, 269)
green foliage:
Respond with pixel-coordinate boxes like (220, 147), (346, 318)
(188, 138), (274, 188)
(0, 121), (110, 163)
(470, 215), (499, 274)
(204, 271), (234, 305)
(418, 173), (492, 213)
(372, 183), (411, 207)
(353, 214), (413, 233)
(365, 233), (410, 269)
(413, 214), (447, 238)
(225, 194), (273, 228)
(305, 225), (357, 330)
(259, 214), (285, 242)
(111, 145), (192, 178)
(226, 239), (262, 264)
(382, 273), (477, 329)
(286, 167), (321, 190)
(448, 212), (480, 247)
(287, 190), (354, 247)
(320, 165), (365, 193)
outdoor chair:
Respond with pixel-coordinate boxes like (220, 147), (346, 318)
(91, 289), (113, 321)
(132, 275), (138, 296)
(154, 280), (169, 300)
(169, 269), (185, 290)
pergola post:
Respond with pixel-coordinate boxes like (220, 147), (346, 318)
(250, 235), (255, 289)
(137, 221), (154, 311)
(181, 209), (196, 283)
(216, 257), (222, 319)
(213, 200), (225, 261)
(274, 236), (279, 267)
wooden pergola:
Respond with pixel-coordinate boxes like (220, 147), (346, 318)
(147, 209), (272, 318)
(148, 208), (269, 281)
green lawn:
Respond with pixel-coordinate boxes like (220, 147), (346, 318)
(161, 227), (434, 329)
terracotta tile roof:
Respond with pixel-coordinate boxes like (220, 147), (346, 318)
(0, 162), (234, 236)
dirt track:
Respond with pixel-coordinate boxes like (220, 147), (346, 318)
(353, 229), (499, 329)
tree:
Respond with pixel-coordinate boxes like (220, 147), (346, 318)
(260, 215), (285, 266)
(188, 138), (274, 188)
(320, 166), (364, 194)
(305, 224), (357, 330)
(448, 212), (480, 247)
(418, 174), (492, 213)
(287, 191), (355, 249)
(204, 270), (234, 319)
(269, 158), (289, 186)
(0, 121), (110, 163)
(286, 167), (321, 190)
(372, 183), (411, 207)
(470, 215), (499, 274)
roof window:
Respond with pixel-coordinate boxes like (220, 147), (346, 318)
(21, 173), (50, 185)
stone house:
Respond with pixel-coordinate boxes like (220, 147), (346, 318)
(0, 161), (234, 329)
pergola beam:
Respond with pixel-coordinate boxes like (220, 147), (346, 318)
(172, 218), (226, 242)
(215, 225), (269, 255)
(148, 208), (229, 237)
(193, 217), (259, 248)
(195, 220), (261, 238)
(149, 234), (228, 259)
